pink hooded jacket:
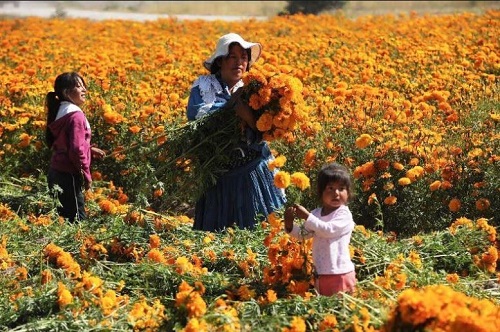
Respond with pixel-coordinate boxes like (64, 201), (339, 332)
(48, 101), (92, 183)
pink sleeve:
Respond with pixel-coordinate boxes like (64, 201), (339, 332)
(67, 113), (92, 182)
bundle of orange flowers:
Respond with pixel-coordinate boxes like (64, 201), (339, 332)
(149, 69), (309, 205)
(241, 70), (309, 142)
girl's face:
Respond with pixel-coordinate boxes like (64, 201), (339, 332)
(219, 43), (249, 89)
(321, 181), (349, 214)
(66, 77), (87, 106)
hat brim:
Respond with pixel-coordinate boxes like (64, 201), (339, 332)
(203, 35), (262, 71)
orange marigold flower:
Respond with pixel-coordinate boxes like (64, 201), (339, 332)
(303, 148), (316, 167)
(256, 113), (274, 132)
(266, 289), (277, 303)
(149, 234), (161, 249)
(475, 198), (490, 211)
(446, 273), (460, 284)
(384, 196), (397, 205)
(268, 155), (286, 171)
(319, 314), (338, 331)
(448, 198), (461, 212)
(290, 172), (310, 190)
(57, 282), (73, 308)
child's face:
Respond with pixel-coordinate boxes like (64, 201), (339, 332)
(321, 181), (349, 213)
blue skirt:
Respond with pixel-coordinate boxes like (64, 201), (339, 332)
(192, 144), (286, 232)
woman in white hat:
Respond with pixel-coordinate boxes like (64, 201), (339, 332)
(186, 33), (286, 232)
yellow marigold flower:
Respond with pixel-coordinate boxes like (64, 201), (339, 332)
(475, 198), (490, 211)
(290, 172), (310, 190)
(184, 318), (209, 332)
(268, 155), (286, 171)
(406, 166), (424, 181)
(266, 289), (277, 303)
(384, 195), (397, 205)
(398, 177), (412, 186)
(283, 316), (306, 332)
(274, 171), (291, 189)
(355, 133), (373, 149)
(448, 198), (461, 212)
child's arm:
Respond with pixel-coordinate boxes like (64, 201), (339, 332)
(293, 204), (310, 220)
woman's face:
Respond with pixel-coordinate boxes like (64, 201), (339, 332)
(66, 77), (87, 106)
(219, 43), (249, 89)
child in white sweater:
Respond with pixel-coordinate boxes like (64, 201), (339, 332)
(284, 162), (356, 296)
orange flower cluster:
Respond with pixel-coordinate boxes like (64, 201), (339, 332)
(382, 285), (500, 332)
(175, 280), (207, 318)
(44, 243), (82, 279)
(448, 217), (498, 273)
(128, 298), (166, 331)
(242, 66), (310, 143)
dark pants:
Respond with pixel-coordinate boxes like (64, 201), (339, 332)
(48, 168), (86, 222)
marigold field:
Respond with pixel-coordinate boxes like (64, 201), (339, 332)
(0, 9), (499, 332)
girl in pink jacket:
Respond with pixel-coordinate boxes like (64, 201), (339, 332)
(284, 163), (356, 296)
(45, 72), (105, 222)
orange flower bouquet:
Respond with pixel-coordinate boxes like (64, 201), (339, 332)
(148, 69), (309, 205)
(241, 70), (309, 142)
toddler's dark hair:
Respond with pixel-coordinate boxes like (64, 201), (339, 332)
(316, 162), (353, 200)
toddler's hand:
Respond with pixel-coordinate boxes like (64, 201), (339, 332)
(293, 204), (310, 220)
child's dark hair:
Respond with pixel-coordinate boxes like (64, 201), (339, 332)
(316, 162), (353, 200)
(45, 72), (86, 147)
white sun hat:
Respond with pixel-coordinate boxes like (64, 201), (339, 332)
(203, 33), (262, 72)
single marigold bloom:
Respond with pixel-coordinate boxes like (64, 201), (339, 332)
(392, 162), (405, 171)
(384, 195), (397, 205)
(448, 198), (461, 212)
(446, 273), (460, 284)
(398, 177), (412, 186)
(290, 172), (310, 190)
(57, 282), (73, 307)
(274, 171), (291, 189)
(475, 198), (490, 211)
(429, 180), (441, 191)
(355, 133), (373, 149)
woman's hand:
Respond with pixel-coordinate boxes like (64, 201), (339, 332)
(91, 146), (106, 160)
(234, 100), (257, 131)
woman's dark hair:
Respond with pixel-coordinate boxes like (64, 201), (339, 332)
(45, 72), (86, 147)
(210, 43), (252, 74)
(316, 162), (353, 200)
